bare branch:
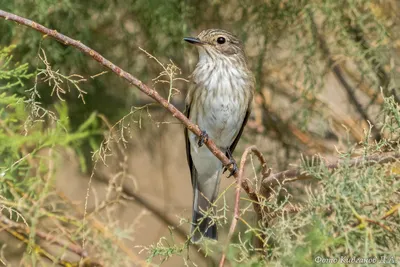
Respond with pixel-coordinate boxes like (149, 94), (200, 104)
(219, 145), (268, 267)
(0, 9), (236, 177)
(262, 152), (400, 189)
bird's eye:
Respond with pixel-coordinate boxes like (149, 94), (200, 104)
(217, 37), (226, 44)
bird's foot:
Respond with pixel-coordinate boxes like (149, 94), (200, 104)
(223, 149), (237, 178)
(197, 130), (209, 147)
(223, 158), (238, 178)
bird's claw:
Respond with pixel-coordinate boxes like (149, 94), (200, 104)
(198, 130), (209, 147)
(223, 159), (238, 178)
(223, 149), (237, 177)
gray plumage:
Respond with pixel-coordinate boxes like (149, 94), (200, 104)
(184, 29), (254, 242)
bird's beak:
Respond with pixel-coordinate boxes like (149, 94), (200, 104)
(184, 37), (203, 45)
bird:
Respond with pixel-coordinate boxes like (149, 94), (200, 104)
(183, 29), (254, 242)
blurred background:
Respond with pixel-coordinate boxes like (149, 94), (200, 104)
(0, 0), (399, 266)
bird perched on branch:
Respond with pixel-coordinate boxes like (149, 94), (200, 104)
(183, 29), (254, 242)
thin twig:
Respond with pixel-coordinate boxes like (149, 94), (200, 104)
(55, 191), (149, 266)
(93, 168), (215, 263)
(381, 204), (400, 220)
(0, 214), (102, 266)
(95, 114), (213, 263)
(219, 146), (267, 267)
(262, 152), (400, 189)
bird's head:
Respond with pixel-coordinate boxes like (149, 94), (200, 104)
(184, 29), (246, 64)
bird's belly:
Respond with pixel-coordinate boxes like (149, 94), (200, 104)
(197, 97), (244, 148)
(189, 96), (244, 176)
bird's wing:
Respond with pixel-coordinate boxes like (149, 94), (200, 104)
(184, 102), (195, 185)
(228, 107), (251, 155)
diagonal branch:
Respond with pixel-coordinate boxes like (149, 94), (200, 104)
(307, 10), (382, 140)
(0, 9), (236, 177)
(0, 9), (236, 265)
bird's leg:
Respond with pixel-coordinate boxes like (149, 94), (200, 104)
(223, 149), (238, 178)
(197, 130), (209, 147)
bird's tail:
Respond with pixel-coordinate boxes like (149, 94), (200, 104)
(191, 206), (217, 242)
(191, 170), (221, 243)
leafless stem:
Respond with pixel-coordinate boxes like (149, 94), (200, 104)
(262, 152), (400, 189)
(0, 9), (236, 178)
(219, 146), (268, 267)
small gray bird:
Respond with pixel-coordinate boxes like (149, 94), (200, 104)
(184, 29), (254, 242)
